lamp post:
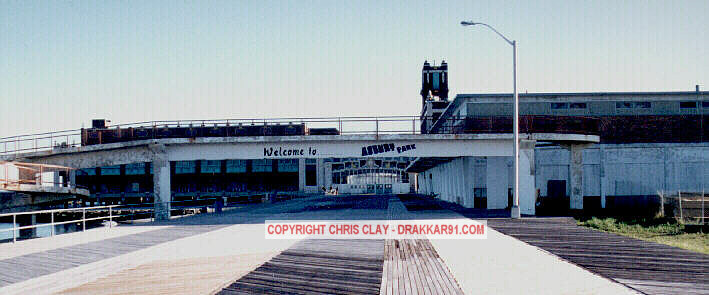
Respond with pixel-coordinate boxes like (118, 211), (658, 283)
(461, 21), (521, 218)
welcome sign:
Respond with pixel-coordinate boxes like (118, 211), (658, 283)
(167, 137), (512, 161)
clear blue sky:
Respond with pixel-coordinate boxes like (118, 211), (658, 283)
(1, 0), (707, 136)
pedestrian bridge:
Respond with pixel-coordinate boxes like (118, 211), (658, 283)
(1, 117), (599, 219)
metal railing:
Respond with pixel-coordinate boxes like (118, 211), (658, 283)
(0, 192), (313, 243)
(0, 116), (426, 157)
(0, 115), (603, 157)
(0, 205), (119, 243)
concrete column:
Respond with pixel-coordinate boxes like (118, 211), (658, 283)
(563, 144), (591, 210)
(463, 157), (473, 208)
(599, 145), (607, 208)
(69, 170), (76, 187)
(298, 159), (306, 192)
(486, 157), (509, 209)
(324, 163), (332, 189)
(53, 172), (61, 187)
(316, 159), (324, 190)
(151, 145), (171, 221)
(518, 140), (536, 215)
(457, 159), (466, 205)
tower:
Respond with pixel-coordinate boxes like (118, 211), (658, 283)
(420, 60), (449, 106)
(419, 60), (450, 133)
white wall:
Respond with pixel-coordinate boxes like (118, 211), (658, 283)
(535, 143), (709, 198)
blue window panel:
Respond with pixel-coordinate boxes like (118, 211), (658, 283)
(278, 159), (299, 172)
(201, 160), (221, 173)
(78, 168), (96, 176)
(175, 161), (196, 174)
(100, 165), (121, 176)
(125, 163), (146, 175)
(226, 160), (247, 173)
(252, 159), (273, 172)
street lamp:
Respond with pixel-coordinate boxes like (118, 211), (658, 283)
(461, 20), (521, 219)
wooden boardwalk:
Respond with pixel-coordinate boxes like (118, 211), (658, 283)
(217, 239), (385, 295)
(0, 224), (226, 287)
(489, 218), (709, 295)
(380, 239), (463, 295)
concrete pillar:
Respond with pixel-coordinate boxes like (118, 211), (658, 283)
(463, 157), (473, 208)
(324, 162), (332, 189)
(599, 145), (607, 208)
(53, 171), (61, 187)
(486, 157), (508, 209)
(457, 159), (466, 205)
(518, 140), (536, 215)
(563, 144), (591, 210)
(69, 170), (76, 187)
(151, 145), (171, 221)
(316, 159), (324, 191)
(298, 159), (306, 192)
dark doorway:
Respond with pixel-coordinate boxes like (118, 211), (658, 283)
(547, 180), (566, 198)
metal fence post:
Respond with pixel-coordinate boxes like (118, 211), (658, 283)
(51, 211), (55, 236)
(109, 206), (113, 228)
(82, 208), (86, 232)
(678, 191), (683, 221)
(12, 214), (16, 243)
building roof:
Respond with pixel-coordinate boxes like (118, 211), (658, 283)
(429, 90), (709, 133)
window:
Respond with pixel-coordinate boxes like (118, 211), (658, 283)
(226, 160), (247, 173)
(551, 103), (568, 109)
(702, 101), (709, 108)
(680, 101), (697, 109)
(125, 163), (146, 175)
(78, 168), (96, 176)
(175, 161), (196, 174)
(277, 159), (299, 172)
(100, 165), (121, 176)
(569, 103), (587, 109)
(616, 102), (632, 108)
(200, 160), (221, 173)
(634, 101), (651, 108)
(252, 159), (273, 172)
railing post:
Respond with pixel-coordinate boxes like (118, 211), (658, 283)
(412, 118), (416, 134)
(12, 214), (16, 243)
(109, 206), (113, 228)
(375, 118), (379, 136)
(50, 211), (55, 236)
(82, 208), (86, 232)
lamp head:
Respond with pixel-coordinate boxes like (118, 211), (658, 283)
(460, 21), (477, 26)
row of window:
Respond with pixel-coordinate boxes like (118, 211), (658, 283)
(550, 101), (709, 110)
(79, 159), (300, 176)
(551, 102), (587, 110)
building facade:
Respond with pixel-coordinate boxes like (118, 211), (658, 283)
(416, 88), (709, 213)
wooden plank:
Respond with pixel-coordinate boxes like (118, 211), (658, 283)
(488, 218), (709, 295)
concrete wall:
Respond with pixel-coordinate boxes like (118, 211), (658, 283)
(535, 143), (709, 201)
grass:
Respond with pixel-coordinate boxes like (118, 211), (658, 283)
(577, 217), (709, 255)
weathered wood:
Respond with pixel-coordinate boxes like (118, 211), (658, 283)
(217, 239), (384, 295)
(381, 239), (464, 295)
